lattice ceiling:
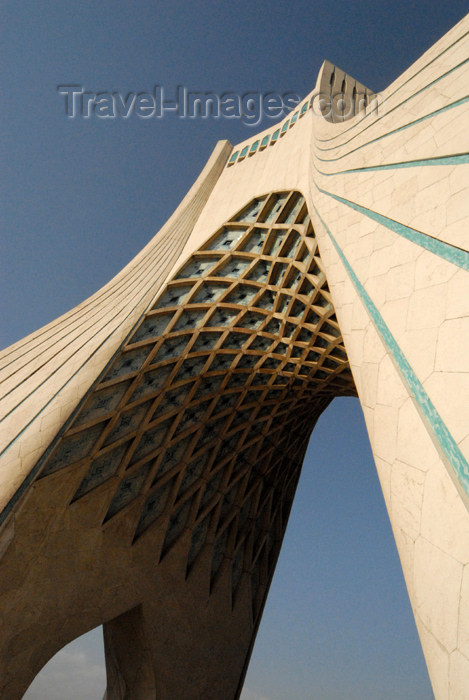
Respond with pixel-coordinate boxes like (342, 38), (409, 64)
(36, 190), (356, 620)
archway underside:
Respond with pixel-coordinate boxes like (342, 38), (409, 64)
(1, 191), (357, 699)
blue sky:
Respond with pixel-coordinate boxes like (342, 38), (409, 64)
(3, 1), (468, 698)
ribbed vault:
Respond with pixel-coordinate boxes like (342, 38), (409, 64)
(0, 190), (359, 699)
(33, 191), (356, 627)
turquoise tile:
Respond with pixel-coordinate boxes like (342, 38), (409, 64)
(312, 202), (469, 498)
(271, 129), (280, 143)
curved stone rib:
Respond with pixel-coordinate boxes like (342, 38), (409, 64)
(0, 191), (354, 700)
(0, 139), (232, 522)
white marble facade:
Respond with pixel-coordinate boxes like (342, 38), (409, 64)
(211, 15), (469, 699)
(0, 13), (468, 700)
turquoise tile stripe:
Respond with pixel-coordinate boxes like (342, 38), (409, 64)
(316, 152), (469, 175)
(316, 54), (469, 154)
(227, 31), (469, 169)
(312, 203), (469, 498)
(315, 95), (469, 163)
(227, 99), (312, 167)
(314, 183), (469, 271)
(316, 29), (469, 144)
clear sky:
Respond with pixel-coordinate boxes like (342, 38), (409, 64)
(2, 1), (468, 698)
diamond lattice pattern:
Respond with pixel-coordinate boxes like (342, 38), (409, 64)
(38, 191), (356, 619)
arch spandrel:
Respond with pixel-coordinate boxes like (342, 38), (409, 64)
(0, 191), (356, 699)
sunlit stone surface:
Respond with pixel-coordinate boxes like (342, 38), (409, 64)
(0, 15), (468, 700)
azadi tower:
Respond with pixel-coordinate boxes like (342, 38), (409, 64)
(0, 15), (468, 700)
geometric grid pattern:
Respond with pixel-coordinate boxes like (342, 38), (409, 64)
(37, 191), (356, 620)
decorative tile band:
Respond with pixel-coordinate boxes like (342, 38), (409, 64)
(316, 28), (469, 144)
(312, 202), (469, 499)
(315, 95), (469, 164)
(315, 55), (469, 154)
(316, 151), (469, 175)
(227, 102), (311, 168)
(315, 184), (469, 270)
(227, 33), (469, 169)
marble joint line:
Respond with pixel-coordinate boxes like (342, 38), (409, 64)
(311, 202), (469, 500)
(315, 51), (469, 153)
(313, 181), (469, 271)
